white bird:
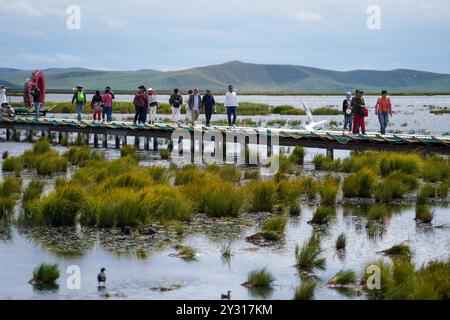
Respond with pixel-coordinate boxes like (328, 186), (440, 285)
(300, 100), (329, 132)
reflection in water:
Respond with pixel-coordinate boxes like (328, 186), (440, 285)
(18, 226), (96, 259)
(246, 287), (274, 299)
(0, 224), (12, 241)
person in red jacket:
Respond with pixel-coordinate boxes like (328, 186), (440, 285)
(375, 90), (392, 135)
(133, 85), (148, 124)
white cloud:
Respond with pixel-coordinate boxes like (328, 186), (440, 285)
(294, 10), (322, 22)
(0, 0), (43, 17)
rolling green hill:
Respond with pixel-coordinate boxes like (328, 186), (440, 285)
(2, 61), (450, 93)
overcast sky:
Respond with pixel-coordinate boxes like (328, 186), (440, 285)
(1, 0), (450, 73)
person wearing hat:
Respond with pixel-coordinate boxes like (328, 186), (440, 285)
(133, 85), (148, 124)
(352, 89), (366, 135)
(71, 85), (86, 121)
(342, 92), (353, 132)
(201, 89), (216, 127)
(147, 88), (158, 125)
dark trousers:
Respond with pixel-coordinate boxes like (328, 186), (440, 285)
(134, 106), (144, 123)
(226, 107), (237, 126)
(205, 106), (213, 125)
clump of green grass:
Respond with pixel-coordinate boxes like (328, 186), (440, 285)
(159, 148), (170, 159)
(64, 147), (104, 167)
(244, 170), (260, 180)
(295, 233), (326, 272)
(277, 154), (298, 174)
(175, 165), (205, 185)
(318, 175), (340, 205)
(176, 245), (197, 260)
(0, 177), (22, 196)
(379, 243), (412, 257)
(336, 233), (347, 250)
(328, 270), (357, 285)
(436, 182), (449, 198)
(312, 106), (341, 115)
(313, 154), (341, 171)
(378, 153), (422, 177)
(221, 243), (232, 259)
(22, 180), (44, 203)
(245, 180), (277, 212)
(366, 205), (389, 222)
(206, 164), (241, 183)
(146, 166), (170, 184)
(261, 215), (287, 241)
(308, 206), (335, 225)
(2, 156), (24, 174)
(289, 146), (305, 165)
(342, 168), (376, 198)
(243, 268), (275, 288)
(195, 178), (243, 218)
(32, 263), (59, 285)
(294, 281), (316, 300)
(121, 145), (138, 159)
(361, 259), (450, 300)
(415, 206), (434, 224)
(299, 177), (319, 201)
(422, 155), (449, 182)
(0, 196), (15, 220)
(2, 151), (8, 159)
(416, 184), (435, 205)
(33, 139), (51, 154)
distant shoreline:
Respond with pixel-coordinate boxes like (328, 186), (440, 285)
(8, 90), (450, 96)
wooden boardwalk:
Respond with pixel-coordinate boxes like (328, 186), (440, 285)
(1, 116), (450, 156)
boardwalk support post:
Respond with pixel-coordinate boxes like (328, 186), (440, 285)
(103, 134), (108, 148)
(115, 135), (120, 149)
(27, 130), (33, 142)
(134, 136), (140, 148)
(94, 134), (99, 148)
(153, 137), (158, 151)
(144, 137), (150, 150)
(326, 148), (334, 160)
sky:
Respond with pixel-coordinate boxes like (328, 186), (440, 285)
(1, 0), (450, 73)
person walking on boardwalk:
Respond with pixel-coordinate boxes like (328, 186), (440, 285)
(202, 89), (216, 127)
(101, 87), (114, 123)
(72, 85), (86, 121)
(169, 88), (183, 124)
(188, 88), (202, 125)
(185, 89), (193, 124)
(342, 92), (353, 132)
(352, 89), (366, 135)
(30, 85), (41, 119)
(91, 91), (103, 123)
(224, 84), (238, 128)
(133, 85), (148, 125)
(147, 88), (158, 124)
(375, 90), (392, 135)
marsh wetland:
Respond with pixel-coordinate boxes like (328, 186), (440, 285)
(1, 95), (449, 300)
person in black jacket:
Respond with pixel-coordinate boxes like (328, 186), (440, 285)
(342, 92), (353, 132)
(30, 85), (41, 119)
(201, 89), (216, 127)
(91, 91), (103, 123)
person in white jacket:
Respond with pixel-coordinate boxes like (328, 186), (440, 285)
(147, 88), (158, 124)
(224, 84), (238, 128)
(0, 86), (9, 105)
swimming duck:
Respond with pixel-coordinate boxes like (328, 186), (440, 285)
(221, 291), (231, 300)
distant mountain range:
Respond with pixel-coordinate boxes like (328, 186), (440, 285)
(2, 61), (450, 93)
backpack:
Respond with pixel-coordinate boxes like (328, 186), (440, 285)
(173, 95), (181, 108)
(76, 91), (85, 103)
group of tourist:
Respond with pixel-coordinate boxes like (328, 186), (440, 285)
(342, 89), (392, 135)
(2, 81), (393, 134)
(73, 84), (238, 128)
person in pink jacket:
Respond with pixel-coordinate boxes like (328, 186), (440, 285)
(375, 90), (392, 134)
